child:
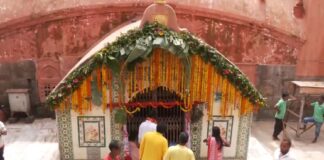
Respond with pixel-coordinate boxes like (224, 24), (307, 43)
(104, 140), (121, 160)
(203, 126), (230, 160)
(272, 93), (290, 140)
(0, 120), (7, 160)
(303, 95), (324, 143)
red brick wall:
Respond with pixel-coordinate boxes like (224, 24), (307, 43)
(0, 3), (303, 102)
(0, 0), (302, 36)
(296, 0), (324, 78)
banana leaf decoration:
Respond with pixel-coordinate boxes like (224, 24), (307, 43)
(126, 36), (153, 63)
(114, 108), (127, 124)
(91, 72), (102, 106)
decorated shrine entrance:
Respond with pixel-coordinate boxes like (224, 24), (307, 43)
(48, 2), (265, 157)
(126, 86), (185, 144)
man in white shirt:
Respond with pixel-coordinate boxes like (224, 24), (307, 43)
(0, 121), (7, 160)
(274, 138), (295, 160)
(138, 109), (158, 143)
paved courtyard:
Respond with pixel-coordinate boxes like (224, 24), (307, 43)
(2, 119), (324, 160)
(248, 120), (324, 160)
(3, 118), (59, 160)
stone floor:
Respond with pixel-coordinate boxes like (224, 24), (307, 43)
(2, 119), (324, 160)
(248, 120), (324, 160)
(3, 118), (59, 160)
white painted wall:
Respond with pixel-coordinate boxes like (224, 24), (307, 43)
(200, 101), (241, 158)
(67, 94), (242, 159)
(70, 105), (112, 159)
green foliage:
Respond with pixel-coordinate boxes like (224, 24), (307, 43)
(114, 108), (127, 124)
(91, 72), (102, 106)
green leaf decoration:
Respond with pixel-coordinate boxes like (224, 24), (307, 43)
(114, 108), (127, 124)
(153, 37), (165, 47)
(142, 45), (153, 59)
(125, 37), (150, 63)
(120, 48), (126, 55)
(105, 56), (120, 75)
(91, 73), (102, 106)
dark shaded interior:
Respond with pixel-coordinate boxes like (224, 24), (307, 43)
(127, 86), (185, 145)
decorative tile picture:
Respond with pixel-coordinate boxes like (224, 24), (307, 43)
(78, 116), (106, 147)
(207, 116), (234, 145)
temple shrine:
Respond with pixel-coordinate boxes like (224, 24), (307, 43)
(47, 0), (264, 159)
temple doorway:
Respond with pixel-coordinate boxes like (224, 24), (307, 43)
(126, 86), (185, 145)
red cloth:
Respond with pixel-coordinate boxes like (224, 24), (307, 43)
(103, 154), (121, 160)
(124, 154), (132, 160)
(146, 117), (157, 124)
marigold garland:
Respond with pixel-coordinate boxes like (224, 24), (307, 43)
(77, 87), (82, 114)
(71, 90), (78, 112)
(81, 79), (88, 112)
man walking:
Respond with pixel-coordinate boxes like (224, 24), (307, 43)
(273, 93), (289, 140)
(164, 132), (195, 160)
(303, 95), (324, 143)
(140, 123), (168, 160)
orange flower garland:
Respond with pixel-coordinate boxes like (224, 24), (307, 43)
(101, 66), (108, 112)
(59, 48), (255, 116)
(71, 90), (78, 112)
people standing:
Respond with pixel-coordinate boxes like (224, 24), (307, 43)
(274, 138), (295, 160)
(163, 132), (195, 160)
(138, 109), (158, 143)
(0, 120), (6, 160)
(273, 93), (290, 140)
(303, 95), (324, 143)
(139, 123), (168, 160)
(204, 126), (230, 160)
(104, 140), (121, 160)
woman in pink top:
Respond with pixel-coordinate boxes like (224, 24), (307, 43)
(204, 126), (230, 160)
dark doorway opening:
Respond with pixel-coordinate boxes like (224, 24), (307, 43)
(126, 86), (185, 145)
